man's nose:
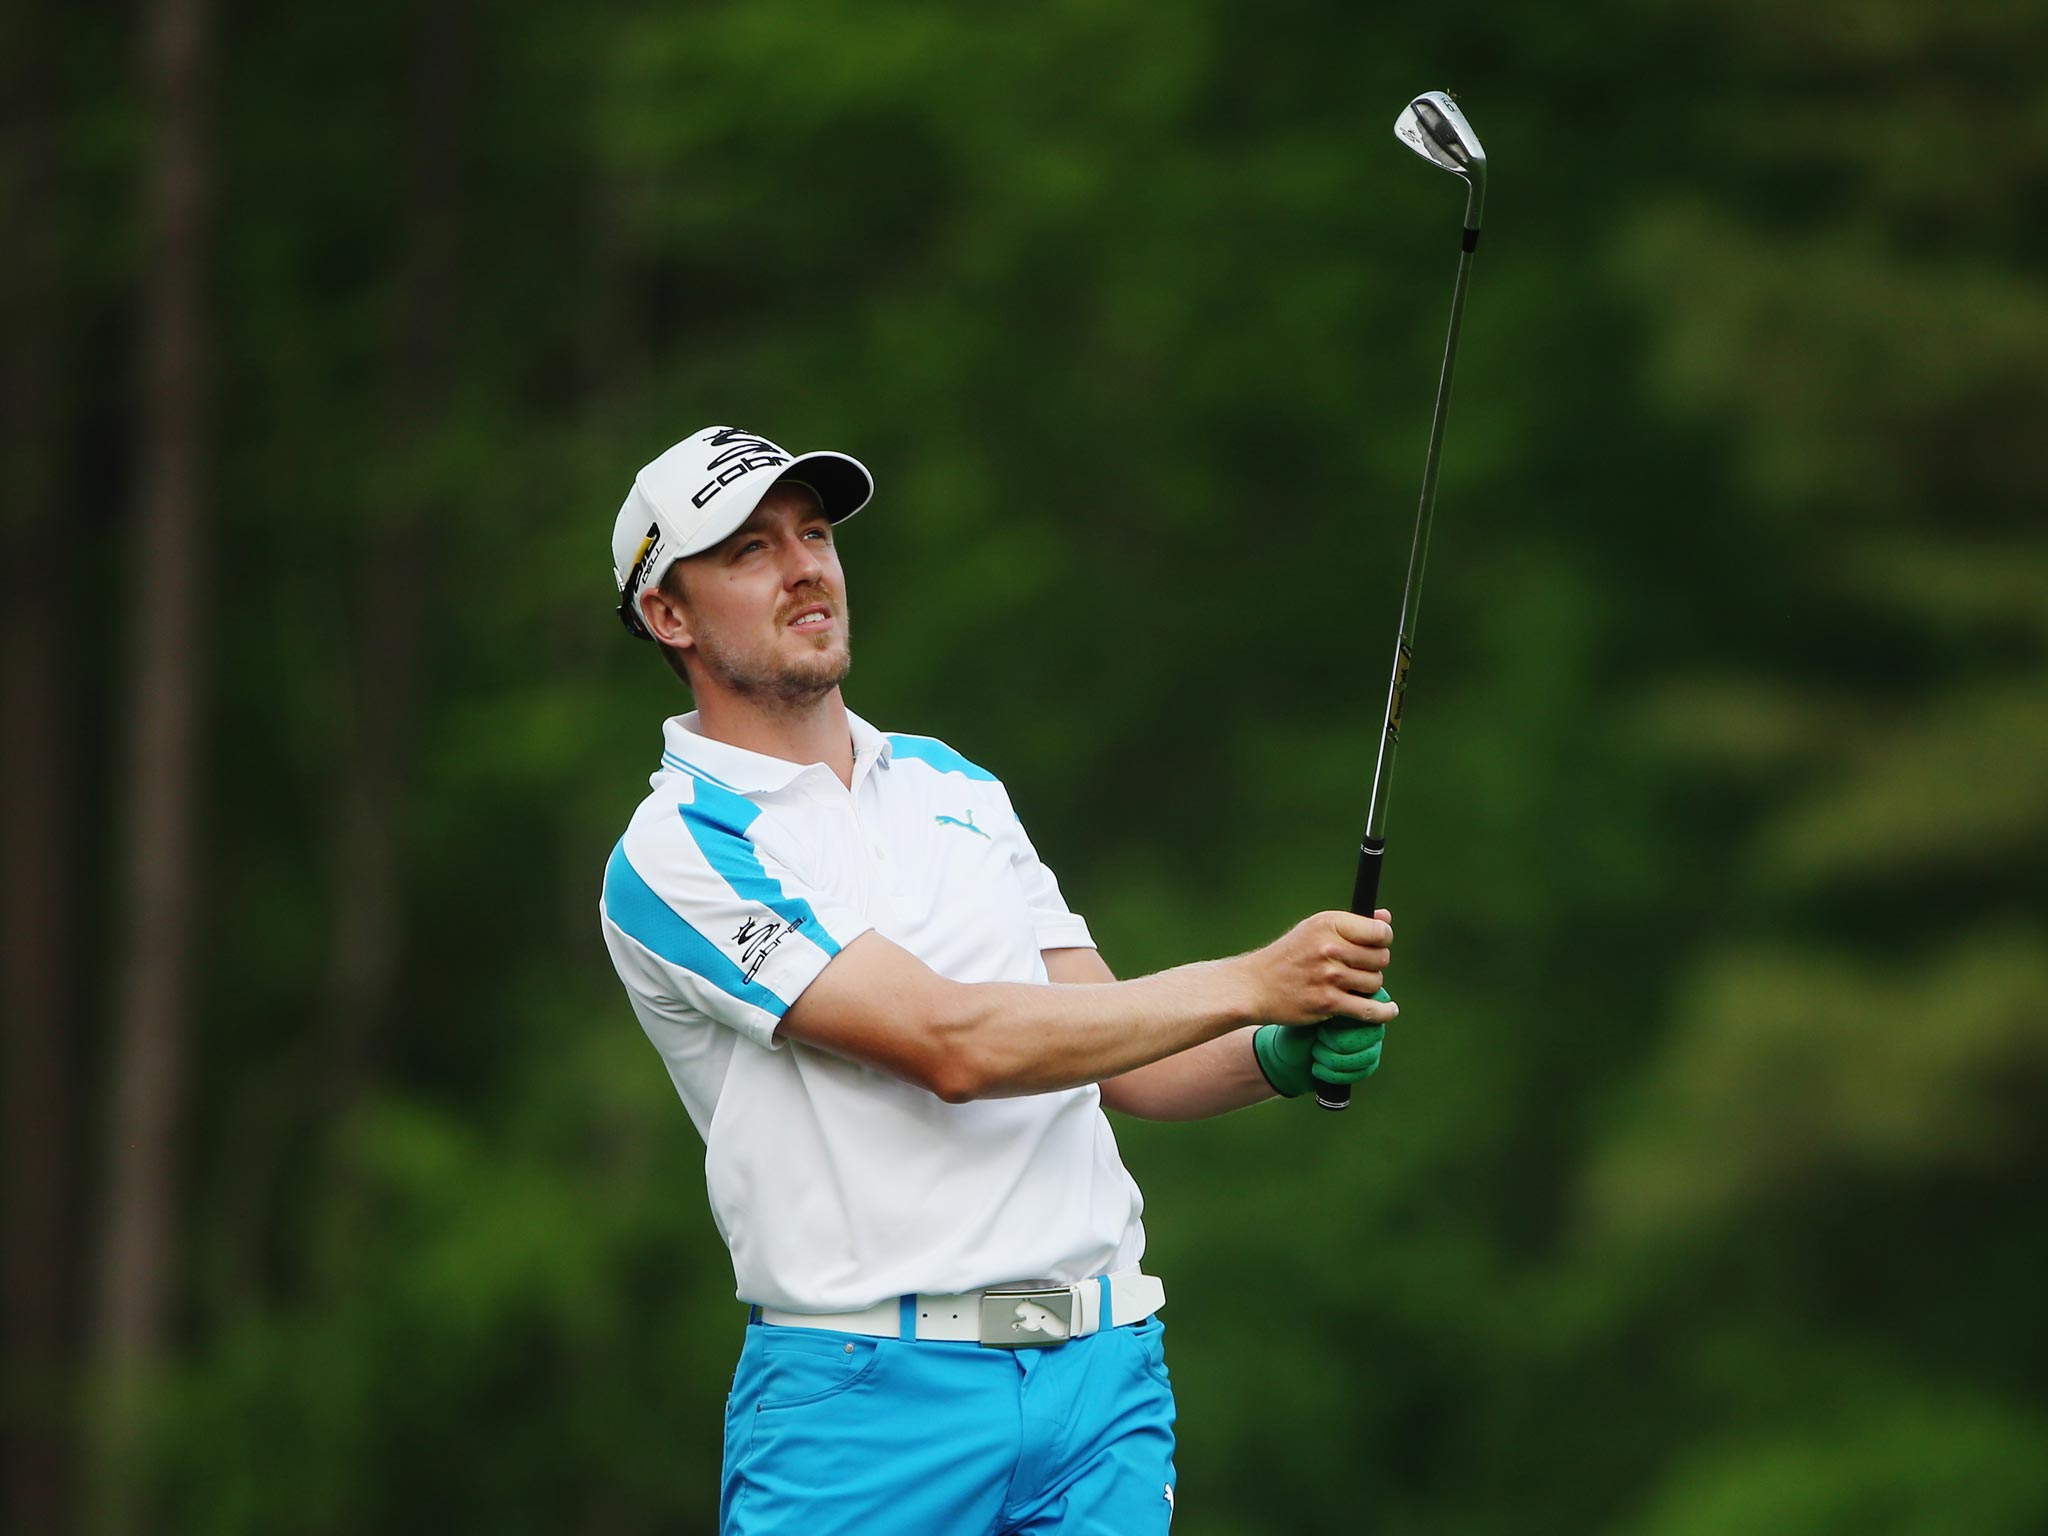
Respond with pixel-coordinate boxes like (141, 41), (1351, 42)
(785, 538), (826, 583)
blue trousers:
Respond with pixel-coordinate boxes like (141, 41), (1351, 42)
(720, 1307), (1178, 1534)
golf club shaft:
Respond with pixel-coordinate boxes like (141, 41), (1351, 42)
(1317, 233), (1476, 1111)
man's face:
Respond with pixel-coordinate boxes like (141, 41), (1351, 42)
(661, 484), (851, 705)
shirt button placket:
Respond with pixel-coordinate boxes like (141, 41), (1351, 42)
(854, 787), (882, 859)
(850, 783), (896, 893)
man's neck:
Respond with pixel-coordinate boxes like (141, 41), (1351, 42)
(692, 687), (856, 789)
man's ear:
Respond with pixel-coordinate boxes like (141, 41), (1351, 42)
(638, 582), (693, 650)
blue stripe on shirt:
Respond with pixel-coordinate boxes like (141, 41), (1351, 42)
(602, 840), (794, 1016)
(885, 734), (998, 782)
(676, 776), (844, 958)
(661, 750), (745, 792)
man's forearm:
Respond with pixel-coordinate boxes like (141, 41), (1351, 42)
(1045, 948), (1278, 1119)
(1097, 1027), (1278, 1119)
(933, 959), (1261, 1101)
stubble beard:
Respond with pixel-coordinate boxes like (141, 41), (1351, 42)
(691, 611), (853, 710)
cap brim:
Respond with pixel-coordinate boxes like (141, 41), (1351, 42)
(777, 450), (874, 524)
(670, 449), (876, 561)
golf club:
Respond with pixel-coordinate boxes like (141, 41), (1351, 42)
(1319, 90), (1488, 1111)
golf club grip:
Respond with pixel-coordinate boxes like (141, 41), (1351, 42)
(1317, 837), (1388, 1111)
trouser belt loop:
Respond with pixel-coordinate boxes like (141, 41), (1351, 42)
(1096, 1274), (1111, 1332)
(897, 1295), (916, 1342)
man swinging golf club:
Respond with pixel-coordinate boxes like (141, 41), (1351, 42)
(598, 423), (1398, 1534)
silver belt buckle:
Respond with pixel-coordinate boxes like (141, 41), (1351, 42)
(979, 1283), (1076, 1348)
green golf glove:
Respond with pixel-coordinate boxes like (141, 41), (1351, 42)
(1253, 990), (1391, 1099)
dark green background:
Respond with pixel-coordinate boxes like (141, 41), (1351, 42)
(6, 1), (2045, 1531)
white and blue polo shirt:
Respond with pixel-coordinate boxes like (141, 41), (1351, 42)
(599, 709), (1147, 1314)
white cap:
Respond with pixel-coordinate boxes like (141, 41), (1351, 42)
(612, 425), (874, 639)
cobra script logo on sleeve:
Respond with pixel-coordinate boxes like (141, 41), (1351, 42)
(733, 913), (806, 983)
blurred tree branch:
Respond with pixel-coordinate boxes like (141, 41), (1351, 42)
(92, 0), (214, 1528)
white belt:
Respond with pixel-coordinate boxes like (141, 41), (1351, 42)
(758, 1269), (1165, 1348)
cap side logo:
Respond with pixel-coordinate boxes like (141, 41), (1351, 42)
(621, 526), (658, 587)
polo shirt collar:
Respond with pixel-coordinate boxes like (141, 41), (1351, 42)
(659, 708), (894, 795)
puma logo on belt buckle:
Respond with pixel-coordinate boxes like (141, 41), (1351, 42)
(979, 1284), (1075, 1348)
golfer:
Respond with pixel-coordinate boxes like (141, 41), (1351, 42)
(599, 425), (1397, 1535)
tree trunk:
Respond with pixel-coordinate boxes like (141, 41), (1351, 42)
(91, 0), (213, 1527)
(2, 0), (78, 1529)
(322, 0), (465, 1115)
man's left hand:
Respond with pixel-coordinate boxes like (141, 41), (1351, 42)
(1253, 989), (1393, 1098)
(1310, 1008), (1386, 1087)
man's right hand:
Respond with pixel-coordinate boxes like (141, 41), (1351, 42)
(1236, 909), (1397, 1028)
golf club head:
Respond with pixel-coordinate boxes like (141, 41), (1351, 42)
(1395, 91), (1486, 231)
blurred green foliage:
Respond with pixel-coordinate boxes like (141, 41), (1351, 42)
(18, 0), (2046, 1531)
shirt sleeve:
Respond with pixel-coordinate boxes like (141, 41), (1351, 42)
(599, 782), (872, 1050)
(998, 785), (1095, 952)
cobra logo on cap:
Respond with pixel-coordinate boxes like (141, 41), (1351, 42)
(692, 427), (791, 509)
